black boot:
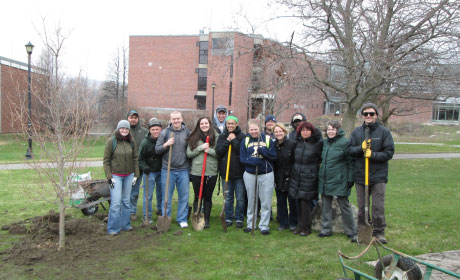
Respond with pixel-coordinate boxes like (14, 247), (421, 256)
(204, 201), (212, 229)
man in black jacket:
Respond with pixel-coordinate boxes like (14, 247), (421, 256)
(348, 103), (394, 244)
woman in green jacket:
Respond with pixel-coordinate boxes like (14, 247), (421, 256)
(103, 120), (140, 235)
(318, 120), (356, 242)
(186, 117), (219, 229)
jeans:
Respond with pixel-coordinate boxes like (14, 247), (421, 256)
(108, 173), (134, 234)
(275, 189), (297, 228)
(161, 168), (190, 223)
(224, 178), (246, 223)
(243, 171), (274, 231)
(129, 173), (143, 215)
(142, 171), (162, 219)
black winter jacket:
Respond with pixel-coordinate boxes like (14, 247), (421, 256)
(289, 128), (323, 201)
(138, 133), (163, 173)
(215, 126), (245, 179)
(348, 122), (394, 185)
(274, 137), (295, 192)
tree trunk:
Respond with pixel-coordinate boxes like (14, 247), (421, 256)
(58, 196), (66, 250)
(342, 109), (358, 137)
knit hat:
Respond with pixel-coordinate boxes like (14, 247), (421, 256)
(265, 115), (276, 124)
(360, 103), (379, 116)
(117, 120), (130, 130)
(216, 105), (227, 114)
(127, 110), (139, 117)
(148, 118), (162, 128)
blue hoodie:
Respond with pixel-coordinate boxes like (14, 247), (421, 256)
(240, 133), (277, 175)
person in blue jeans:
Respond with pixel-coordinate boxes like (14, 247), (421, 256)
(155, 111), (191, 228)
(103, 120), (140, 235)
(215, 116), (246, 228)
(138, 118), (164, 223)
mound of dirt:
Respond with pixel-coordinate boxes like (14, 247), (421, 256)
(1, 210), (154, 268)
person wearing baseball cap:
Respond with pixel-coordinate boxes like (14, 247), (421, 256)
(213, 105), (228, 134)
(138, 118), (164, 223)
(288, 112), (307, 142)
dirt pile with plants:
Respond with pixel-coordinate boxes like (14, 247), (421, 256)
(0, 210), (155, 267)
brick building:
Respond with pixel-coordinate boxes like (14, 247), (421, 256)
(128, 32), (326, 129)
(0, 56), (43, 133)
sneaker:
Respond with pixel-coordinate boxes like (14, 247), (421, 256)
(148, 220), (153, 224)
(130, 214), (137, 221)
(377, 235), (388, 244)
(261, 230), (270, 235)
(278, 226), (288, 231)
(226, 221), (233, 227)
(124, 226), (134, 231)
(289, 226), (297, 231)
(243, 227), (252, 233)
(236, 222), (243, 228)
(179, 222), (188, 228)
(107, 231), (118, 236)
(317, 233), (332, 238)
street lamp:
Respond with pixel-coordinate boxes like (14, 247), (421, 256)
(25, 41), (34, 160)
(211, 82), (216, 117)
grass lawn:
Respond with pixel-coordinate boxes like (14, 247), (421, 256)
(0, 159), (459, 279)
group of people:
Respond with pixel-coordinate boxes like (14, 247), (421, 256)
(102, 103), (394, 244)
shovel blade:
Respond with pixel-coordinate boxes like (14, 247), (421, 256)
(157, 215), (172, 233)
(220, 211), (227, 232)
(192, 213), (205, 231)
(357, 224), (373, 245)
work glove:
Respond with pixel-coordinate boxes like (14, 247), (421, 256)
(109, 178), (116, 189)
(132, 177), (137, 186)
(143, 167), (151, 174)
(364, 149), (372, 158)
(346, 182), (354, 189)
(361, 139), (371, 152)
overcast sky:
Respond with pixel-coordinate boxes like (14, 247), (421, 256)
(1, 0), (299, 81)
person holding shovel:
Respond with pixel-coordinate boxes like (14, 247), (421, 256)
(216, 116), (246, 228)
(318, 120), (356, 242)
(289, 121), (323, 237)
(103, 120), (140, 236)
(187, 117), (219, 229)
(240, 120), (276, 235)
(155, 111), (191, 228)
(138, 118), (163, 224)
(348, 103), (394, 244)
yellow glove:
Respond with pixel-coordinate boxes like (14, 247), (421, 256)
(362, 139), (371, 152)
(365, 149), (372, 158)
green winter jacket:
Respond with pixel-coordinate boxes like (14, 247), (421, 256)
(138, 133), (162, 173)
(103, 136), (140, 180)
(318, 128), (354, 197)
(186, 131), (219, 177)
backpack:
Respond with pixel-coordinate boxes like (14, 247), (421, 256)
(245, 135), (271, 149)
(111, 136), (134, 155)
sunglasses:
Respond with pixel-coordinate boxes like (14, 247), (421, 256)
(362, 112), (376, 117)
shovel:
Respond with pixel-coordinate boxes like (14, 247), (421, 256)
(220, 145), (232, 232)
(143, 174), (150, 226)
(358, 126), (373, 245)
(192, 136), (209, 231)
(157, 132), (174, 233)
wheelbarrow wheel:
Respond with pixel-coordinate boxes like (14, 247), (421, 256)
(81, 198), (99, 216)
(375, 254), (422, 280)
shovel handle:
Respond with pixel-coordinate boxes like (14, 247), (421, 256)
(163, 132), (174, 214)
(225, 145), (231, 182)
(198, 136), (210, 200)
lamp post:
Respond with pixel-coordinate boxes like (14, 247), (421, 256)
(25, 41), (34, 160)
(211, 82), (216, 117)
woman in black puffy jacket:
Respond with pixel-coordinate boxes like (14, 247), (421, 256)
(273, 123), (297, 231)
(289, 121), (323, 236)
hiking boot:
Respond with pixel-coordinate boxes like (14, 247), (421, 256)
(348, 234), (357, 243)
(317, 233), (332, 238)
(293, 228), (301, 235)
(243, 227), (252, 233)
(377, 235), (388, 244)
(261, 230), (270, 235)
(300, 230), (311, 237)
(226, 221), (233, 227)
(236, 222), (243, 228)
(130, 214), (137, 221)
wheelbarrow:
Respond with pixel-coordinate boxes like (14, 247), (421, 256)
(337, 237), (460, 280)
(70, 179), (111, 216)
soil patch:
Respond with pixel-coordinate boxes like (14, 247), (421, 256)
(1, 210), (159, 277)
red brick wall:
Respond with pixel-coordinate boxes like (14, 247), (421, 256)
(1, 64), (28, 133)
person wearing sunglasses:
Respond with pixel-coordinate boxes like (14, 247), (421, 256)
(348, 103), (394, 244)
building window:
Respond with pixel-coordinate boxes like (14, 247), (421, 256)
(212, 38), (234, 56)
(197, 68), (207, 91)
(199, 41), (208, 64)
(195, 95), (206, 110)
(432, 102), (460, 122)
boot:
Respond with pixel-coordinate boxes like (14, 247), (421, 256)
(204, 201), (212, 229)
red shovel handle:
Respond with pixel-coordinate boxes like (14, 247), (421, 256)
(198, 136), (210, 200)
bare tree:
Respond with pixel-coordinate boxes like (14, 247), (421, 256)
(14, 21), (96, 250)
(275, 0), (460, 133)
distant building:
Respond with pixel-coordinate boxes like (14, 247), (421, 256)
(128, 31), (326, 129)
